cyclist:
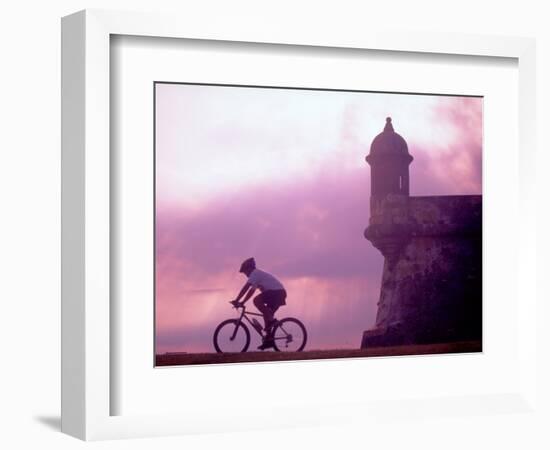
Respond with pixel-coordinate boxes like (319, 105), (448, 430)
(231, 257), (287, 350)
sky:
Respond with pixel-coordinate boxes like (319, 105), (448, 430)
(155, 83), (483, 354)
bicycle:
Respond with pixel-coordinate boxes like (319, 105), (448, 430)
(213, 301), (307, 353)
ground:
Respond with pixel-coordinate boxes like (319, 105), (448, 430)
(155, 340), (481, 366)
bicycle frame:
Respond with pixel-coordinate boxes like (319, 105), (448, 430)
(232, 305), (265, 339)
(231, 304), (294, 345)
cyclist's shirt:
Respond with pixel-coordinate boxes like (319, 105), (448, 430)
(248, 269), (284, 292)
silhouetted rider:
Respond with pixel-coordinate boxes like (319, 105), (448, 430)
(231, 258), (287, 350)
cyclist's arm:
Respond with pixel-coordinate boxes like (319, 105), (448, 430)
(241, 285), (256, 304)
(235, 282), (252, 302)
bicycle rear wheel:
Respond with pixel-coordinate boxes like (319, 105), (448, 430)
(272, 318), (307, 352)
(213, 319), (250, 353)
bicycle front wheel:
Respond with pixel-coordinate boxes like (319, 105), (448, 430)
(213, 319), (250, 353)
(272, 318), (307, 352)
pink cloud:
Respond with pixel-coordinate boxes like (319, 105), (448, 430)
(155, 168), (384, 353)
(409, 97), (482, 195)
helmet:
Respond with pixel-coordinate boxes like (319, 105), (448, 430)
(239, 257), (256, 273)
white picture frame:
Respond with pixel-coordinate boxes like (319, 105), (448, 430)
(61, 9), (537, 441)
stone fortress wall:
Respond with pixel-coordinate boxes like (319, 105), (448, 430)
(361, 119), (482, 348)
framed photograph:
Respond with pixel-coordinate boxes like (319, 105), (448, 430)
(153, 83), (483, 367)
(61, 9), (537, 441)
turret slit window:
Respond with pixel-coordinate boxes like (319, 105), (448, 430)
(399, 175), (403, 192)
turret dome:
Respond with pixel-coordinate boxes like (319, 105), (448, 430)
(365, 117), (414, 198)
(368, 117), (410, 157)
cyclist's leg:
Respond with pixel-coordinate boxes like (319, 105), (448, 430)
(268, 291), (286, 337)
(263, 291), (288, 337)
(253, 293), (275, 330)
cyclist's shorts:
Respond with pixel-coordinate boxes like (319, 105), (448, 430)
(258, 289), (287, 310)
